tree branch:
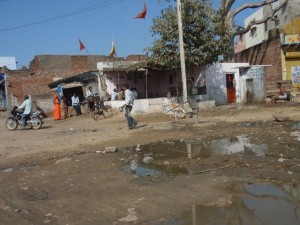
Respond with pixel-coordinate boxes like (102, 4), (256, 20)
(231, 0), (279, 18)
(224, 0), (236, 16)
(233, 0), (288, 36)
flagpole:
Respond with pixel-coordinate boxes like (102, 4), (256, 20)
(144, 18), (146, 53)
(84, 48), (91, 55)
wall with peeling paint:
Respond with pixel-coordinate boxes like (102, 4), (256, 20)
(205, 63), (249, 105)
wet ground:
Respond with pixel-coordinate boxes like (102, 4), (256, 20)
(154, 182), (300, 225)
(1, 104), (300, 224)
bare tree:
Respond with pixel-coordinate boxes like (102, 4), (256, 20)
(220, 0), (289, 37)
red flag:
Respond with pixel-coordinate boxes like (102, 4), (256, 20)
(134, 2), (147, 19)
(79, 39), (85, 51)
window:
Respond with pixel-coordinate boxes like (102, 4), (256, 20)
(274, 15), (279, 26)
(250, 27), (257, 37)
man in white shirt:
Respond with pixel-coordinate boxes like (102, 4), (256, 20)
(18, 95), (32, 128)
(86, 87), (95, 112)
(111, 89), (118, 101)
(120, 84), (138, 129)
(86, 87), (94, 97)
(71, 93), (81, 116)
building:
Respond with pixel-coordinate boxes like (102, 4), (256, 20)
(235, 0), (300, 97)
(244, 7), (265, 49)
(204, 63), (267, 105)
(4, 55), (146, 114)
(0, 57), (16, 110)
(0, 57), (17, 70)
(280, 16), (300, 90)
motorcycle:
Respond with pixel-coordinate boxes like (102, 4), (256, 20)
(5, 106), (43, 131)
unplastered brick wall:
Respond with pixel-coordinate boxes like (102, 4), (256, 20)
(35, 99), (54, 116)
(5, 54), (146, 114)
(235, 37), (282, 84)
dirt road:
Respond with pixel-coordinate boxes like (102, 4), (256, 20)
(0, 103), (300, 224)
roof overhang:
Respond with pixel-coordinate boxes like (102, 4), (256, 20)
(50, 82), (83, 91)
(48, 70), (99, 89)
(97, 61), (146, 72)
(231, 65), (273, 69)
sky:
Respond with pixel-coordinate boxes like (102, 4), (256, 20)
(0, 0), (258, 68)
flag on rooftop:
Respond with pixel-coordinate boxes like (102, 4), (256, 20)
(79, 39), (85, 51)
(134, 2), (147, 19)
(109, 38), (116, 58)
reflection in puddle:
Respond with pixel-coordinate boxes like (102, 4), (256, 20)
(123, 136), (269, 176)
(155, 183), (300, 225)
(201, 135), (268, 157)
(123, 157), (188, 177)
(129, 135), (269, 160)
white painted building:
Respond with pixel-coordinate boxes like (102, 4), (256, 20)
(245, 7), (265, 49)
(204, 63), (266, 105)
(0, 57), (17, 70)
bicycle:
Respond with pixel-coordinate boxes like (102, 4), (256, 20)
(91, 98), (113, 121)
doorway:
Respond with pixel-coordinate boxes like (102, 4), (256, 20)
(226, 74), (236, 103)
(63, 87), (84, 106)
(246, 79), (254, 103)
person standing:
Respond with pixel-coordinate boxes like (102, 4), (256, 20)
(18, 95), (32, 129)
(120, 84), (138, 130)
(60, 95), (67, 119)
(53, 95), (61, 120)
(86, 87), (95, 112)
(118, 89), (125, 100)
(71, 93), (81, 116)
(86, 87), (94, 98)
(111, 88), (118, 100)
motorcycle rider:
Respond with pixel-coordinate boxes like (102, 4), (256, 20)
(18, 95), (32, 129)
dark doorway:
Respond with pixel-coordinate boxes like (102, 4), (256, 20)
(246, 79), (254, 103)
(226, 74), (236, 103)
(63, 87), (84, 106)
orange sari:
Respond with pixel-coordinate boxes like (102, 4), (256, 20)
(53, 95), (61, 120)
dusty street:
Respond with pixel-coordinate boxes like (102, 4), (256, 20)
(0, 103), (300, 225)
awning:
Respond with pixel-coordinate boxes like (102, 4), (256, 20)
(50, 82), (83, 91)
(48, 70), (99, 89)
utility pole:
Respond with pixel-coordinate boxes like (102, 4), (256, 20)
(176, 0), (188, 104)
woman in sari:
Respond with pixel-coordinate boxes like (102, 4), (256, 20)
(53, 95), (61, 120)
(60, 95), (67, 119)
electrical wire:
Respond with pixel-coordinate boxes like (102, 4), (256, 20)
(0, 0), (129, 32)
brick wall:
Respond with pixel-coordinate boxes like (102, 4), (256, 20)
(235, 37), (283, 83)
(125, 55), (147, 61)
(5, 54), (146, 115)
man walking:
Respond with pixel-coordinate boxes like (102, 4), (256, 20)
(18, 95), (32, 129)
(120, 84), (138, 130)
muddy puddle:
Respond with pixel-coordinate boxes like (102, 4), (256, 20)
(153, 182), (300, 225)
(122, 135), (275, 176)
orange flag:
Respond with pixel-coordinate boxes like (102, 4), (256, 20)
(134, 2), (147, 19)
(79, 39), (85, 51)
